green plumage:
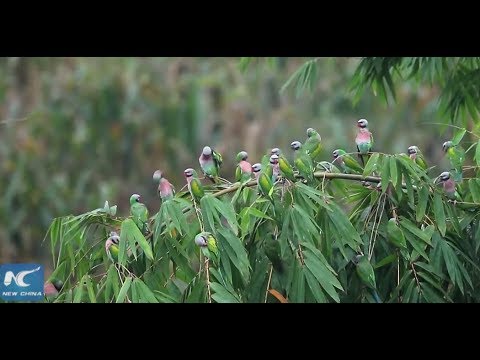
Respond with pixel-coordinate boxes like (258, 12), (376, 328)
(408, 146), (428, 171)
(187, 169), (205, 202)
(355, 255), (377, 290)
(387, 218), (407, 249)
(291, 141), (314, 183)
(443, 141), (465, 182)
(304, 128), (322, 160)
(333, 149), (363, 174)
(264, 235), (284, 273)
(258, 171), (273, 198)
(130, 194), (149, 235)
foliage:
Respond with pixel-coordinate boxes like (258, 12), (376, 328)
(41, 124), (480, 303)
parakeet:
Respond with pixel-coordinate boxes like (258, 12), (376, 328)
(105, 231), (120, 262)
(435, 171), (460, 201)
(407, 146), (428, 171)
(355, 118), (373, 166)
(269, 154), (280, 183)
(199, 145), (223, 183)
(184, 168), (205, 202)
(235, 151), (253, 183)
(264, 234), (284, 273)
(194, 232), (219, 263)
(353, 254), (381, 303)
(271, 147), (296, 182)
(304, 127), (322, 160)
(153, 170), (175, 201)
(442, 141), (465, 182)
(252, 163), (273, 198)
(332, 149), (363, 174)
(130, 194), (150, 235)
(291, 140), (314, 183)
(44, 279), (63, 299)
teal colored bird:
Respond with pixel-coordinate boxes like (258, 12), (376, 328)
(130, 194), (150, 235)
(271, 147), (296, 182)
(355, 119), (373, 166)
(195, 231), (219, 264)
(332, 149), (363, 174)
(443, 141), (465, 182)
(153, 170), (175, 201)
(407, 146), (428, 171)
(304, 127), (322, 160)
(199, 146), (223, 183)
(105, 231), (120, 263)
(353, 254), (381, 303)
(291, 141), (314, 183)
(184, 168), (205, 202)
(252, 163), (273, 199)
(235, 151), (253, 183)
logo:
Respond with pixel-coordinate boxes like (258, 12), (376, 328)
(0, 264), (44, 301)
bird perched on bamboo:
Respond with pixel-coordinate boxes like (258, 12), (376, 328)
(304, 127), (322, 161)
(195, 231), (219, 264)
(352, 254), (381, 303)
(407, 145), (428, 171)
(252, 163), (273, 199)
(130, 194), (149, 235)
(153, 170), (175, 202)
(442, 141), (465, 182)
(199, 145), (223, 183)
(332, 149), (363, 174)
(105, 231), (121, 263)
(184, 168), (205, 202)
(355, 119), (373, 166)
(271, 148), (296, 182)
(291, 140), (314, 183)
(235, 151), (253, 183)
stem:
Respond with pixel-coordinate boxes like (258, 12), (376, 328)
(205, 258), (212, 303)
(410, 262), (422, 295)
(397, 253), (401, 303)
(264, 265), (274, 303)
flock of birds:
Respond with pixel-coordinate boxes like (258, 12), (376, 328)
(43, 118), (469, 301)
(103, 118), (468, 266)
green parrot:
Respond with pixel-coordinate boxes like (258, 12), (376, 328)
(407, 145), (428, 171)
(387, 218), (407, 249)
(130, 194), (150, 235)
(353, 254), (381, 303)
(264, 234), (284, 274)
(235, 151), (253, 183)
(291, 140), (314, 183)
(195, 231), (219, 264)
(105, 231), (120, 263)
(355, 119), (373, 166)
(304, 127), (322, 161)
(442, 141), (465, 182)
(184, 168), (205, 202)
(332, 149), (363, 174)
(271, 147), (296, 182)
(199, 146), (223, 183)
(252, 163), (273, 199)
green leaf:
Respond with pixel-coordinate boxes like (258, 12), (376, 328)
(304, 268), (327, 303)
(374, 254), (397, 268)
(474, 140), (480, 166)
(399, 217), (433, 245)
(134, 278), (159, 303)
(416, 185), (429, 222)
(363, 153), (380, 176)
(389, 156), (398, 188)
(73, 283), (84, 303)
(469, 179), (480, 203)
(121, 218), (154, 261)
(84, 275), (96, 303)
(210, 282), (240, 303)
(247, 207), (274, 221)
(116, 277), (132, 303)
(433, 193), (447, 236)
(451, 128), (467, 145)
(380, 156), (390, 192)
(303, 248), (342, 302)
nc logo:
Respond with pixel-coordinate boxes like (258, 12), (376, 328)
(0, 264), (44, 302)
(3, 266), (41, 287)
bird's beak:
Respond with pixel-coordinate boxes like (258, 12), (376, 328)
(434, 176), (441, 185)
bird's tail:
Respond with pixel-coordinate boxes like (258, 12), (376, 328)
(371, 289), (382, 303)
(452, 168), (463, 183)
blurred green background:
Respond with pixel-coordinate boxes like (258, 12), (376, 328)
(0, 57), (448, 271)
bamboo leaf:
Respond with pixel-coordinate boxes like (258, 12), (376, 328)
(116, 277), (132, 303)
(433, 193), (447, 236)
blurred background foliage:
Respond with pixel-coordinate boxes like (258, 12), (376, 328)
(0, 57), (468, 271)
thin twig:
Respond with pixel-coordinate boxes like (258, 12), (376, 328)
(410, 262), (422, 295)
(205, 258), (212, 303)
(397, 253), (401, 303)
(264, 265), (274, 303)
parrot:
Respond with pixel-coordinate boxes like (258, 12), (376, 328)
(184, 168), (205, 202)
(130, 194), (150, 235)
(353, 254), (381, 303)
(269, 154), (280, 183)
(304, 127), (322, 161)
(194, 231), (219, 264)
(435, 171), (460, 202)
(442, 140), (465, 182)
(407, 145), (428, 171)
(291, 140), (314, 183)
(44, 279), (63, 299)
(271, 147), (296, 182)
(153, 170), (175, 201)
(355, 118), (373, 166)
(264, 234), (284, 274)
(105, 231), (121, 263)
(199, 145), (223, 183)
(332, 148), (363, 174)
(235, 151), (253, 183)
(252, 163), (273, 199)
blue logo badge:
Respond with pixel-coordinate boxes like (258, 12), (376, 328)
(0, 264), (44, 302)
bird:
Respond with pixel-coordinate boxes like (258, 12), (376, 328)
(352, 254), (381, 303)
(184, 168), (205, 202)
(199, 145), (223, 183)
(435, 171), (460, 202)
(252, 163), (273, 199)
(407, 145), (428, 171)
(130, 194), (150, 235)
(235, 151), (253, 183)
(442, 140), (465, 182)
(194, 231), (219, 264)
(269, 154), (280, 183)
(271, 148), (296, 182)
(291, 140), (314, 183)
(332, 149), (363, 174)
(105, 231), (121, 263)
(355, 118), (373, 166)
(304, 127), (322, 161)
(153, 170), (175, 202)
